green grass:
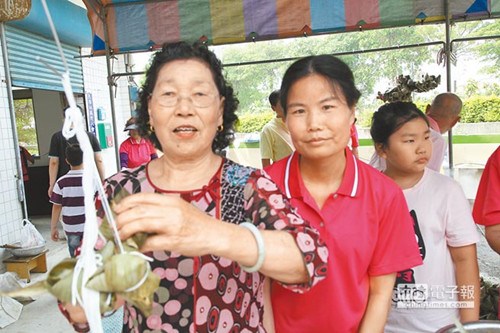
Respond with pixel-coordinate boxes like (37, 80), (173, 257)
(229, 135), (500, 148)
(358, 135), (500, 146)
(451, 135), (500, 144)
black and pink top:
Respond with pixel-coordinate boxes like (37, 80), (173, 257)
(101, 158), (328, 333)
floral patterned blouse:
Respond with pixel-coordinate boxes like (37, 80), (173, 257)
(102, 158), (328, 333)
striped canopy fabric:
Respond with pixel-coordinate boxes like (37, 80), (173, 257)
(83, 0), (500, 54)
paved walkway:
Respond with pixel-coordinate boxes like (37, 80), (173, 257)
(3, 216), (76, 333)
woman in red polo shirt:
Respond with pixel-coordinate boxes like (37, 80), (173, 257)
(119, 117), (158, 169)
(264, 55), (423, 333)
(473, 146), (500, 254)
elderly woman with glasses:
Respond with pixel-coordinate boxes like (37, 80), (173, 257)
(64, 42), (327, 333)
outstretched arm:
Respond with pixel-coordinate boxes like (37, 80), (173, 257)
(114, 192), (309, 284)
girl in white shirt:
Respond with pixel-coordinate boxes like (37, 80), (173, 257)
(370, 101), (480, 333)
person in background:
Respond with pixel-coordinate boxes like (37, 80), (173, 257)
(349, 119), (360, 158)
(473, 146), (500, 254)
(61, 42), (328, 333)
(265, 55), (422, 333)
(260, 90), (294, 167)
(48, 106), (105, 197)
(119, 116), (158, 169)
(50, 144), (89, 258)
(369, 92), (462, 172)
(19, 144), (35, 182)
(370, 101), (480, 332)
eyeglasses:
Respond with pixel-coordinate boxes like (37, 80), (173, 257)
(151, 92), (219, 108)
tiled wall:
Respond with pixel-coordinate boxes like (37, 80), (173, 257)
(0, 37), (24, 250)
(0, 46), (132, 260)
(81, 49), (132, 178)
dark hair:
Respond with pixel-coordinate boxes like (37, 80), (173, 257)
(370, 101), (429, 148)
(268, 90), (280, 107)
(280, 55), (361, 115)
(136, 42), (239, 153)
(63, 105), (84, 117)
(125, 117), (137, 127)
(65, 143), (83, 167)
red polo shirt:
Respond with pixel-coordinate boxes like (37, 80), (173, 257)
(119, 137), (157, 169)
(265, 149), (422, 333)
(473, 146), (500, 226)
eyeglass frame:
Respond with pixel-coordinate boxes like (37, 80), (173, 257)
(148, 90), (221, 109)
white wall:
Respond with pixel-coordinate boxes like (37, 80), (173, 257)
(81, 50), (133, 178)
(0, 36), (24, 254)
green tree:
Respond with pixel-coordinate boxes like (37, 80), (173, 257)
(216, 20), (498, 127)
(219, 24), (447, 117)
(14, 99), (38, 154)
(455, 20), (500, 77)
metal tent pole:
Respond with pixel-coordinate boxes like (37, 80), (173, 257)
(444, 0), (455, 175)
(102, 6), (121, 170)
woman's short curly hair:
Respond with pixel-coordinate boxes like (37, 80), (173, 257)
(136, 42), (239, 153)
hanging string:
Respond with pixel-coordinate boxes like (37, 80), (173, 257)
(39, 1), (124, 331)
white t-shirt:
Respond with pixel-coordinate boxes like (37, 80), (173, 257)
(385, 168), (480, 333)
(370, 128), (445, 172)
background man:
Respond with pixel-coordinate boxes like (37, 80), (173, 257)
(48, 106), (105, 197)
(260, 90), (294, 167)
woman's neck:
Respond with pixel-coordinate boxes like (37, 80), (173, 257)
(148, 153), (222, 191)
(384, 168), (425, 190)
(299, 152), (347, 209)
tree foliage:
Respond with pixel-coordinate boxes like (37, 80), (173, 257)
(14, 99), (38, 154)
(236, 112), (274, 133)
(237, 96), (500, 133)
(461, 96), (500, 123)
(454, 20), (500, 77)
(216, 19), (499, 128)
(219, 24), (441, 116)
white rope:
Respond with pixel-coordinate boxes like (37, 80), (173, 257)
(124, 258), (151, 292)
(39, 1), (123, 331)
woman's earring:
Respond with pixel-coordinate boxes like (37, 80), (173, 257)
(217, 125), (223, 132)
(149, 123), (155, 133)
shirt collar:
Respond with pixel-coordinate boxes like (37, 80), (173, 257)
(284, 148), (359, 200)
(426, 116), (440, 133)
(129, 137), (144, 144)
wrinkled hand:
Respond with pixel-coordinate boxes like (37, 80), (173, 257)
(113, 192), (216, 256)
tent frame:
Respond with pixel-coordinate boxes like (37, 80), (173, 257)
(84, 0), (499, 171)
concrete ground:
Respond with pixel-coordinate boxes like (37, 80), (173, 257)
(2, 216), (83, 333)
(2, 215), (499, 332)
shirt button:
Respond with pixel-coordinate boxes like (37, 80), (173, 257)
(333, 194), (338, 199)
(320, 222), (324, 227)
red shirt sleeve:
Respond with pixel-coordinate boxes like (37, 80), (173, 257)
(473, 147), (500, 226)
(368, 187), (423, 276)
